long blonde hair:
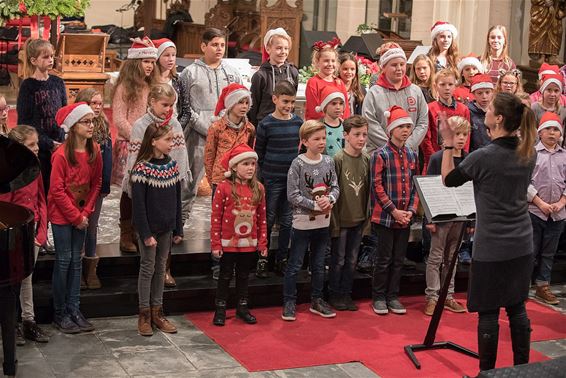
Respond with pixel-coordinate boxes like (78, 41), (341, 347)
(8, 124), (37, 144)
(23, 39), (54, 78)
(74, 88), (110, 145)
(428, 35), (459, 70)
(338, 52), (364, 104)
(481, 25), (512, 68)
(113, 59), (156, 106)
(409, 54), (437, 98)
(148, 83), (177, 107)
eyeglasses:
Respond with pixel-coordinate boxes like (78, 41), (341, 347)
(0, 105), (10, 113)
(77, 119), (94, 125)
(501, 81), (517, 86)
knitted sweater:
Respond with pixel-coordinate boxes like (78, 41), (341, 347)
(249, 61), (299, 126)
(179, 58), (242, 136)
(122, 111), (191, 194)
(204, 116), (255, 185)
(305, 75), (350, 121)
(255, 113), (302, 180)
(48, 145), (102, 226)
(17, 75), (67, 155)
(0, 174), (47, 245)
(362, 74), (429, 154)
(210, 180), (268, 252)
(287, 154), (340, 230)
(131, 156), (183, 240)
(468, 101), (490, 152)
(112, 84), (150, 142)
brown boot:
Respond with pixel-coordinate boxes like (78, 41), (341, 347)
(150, 305), (177, 333)
(535, 284), (559, 305)
(138, 307), (153, 336)
(119, 219), (137, 253)
(164, 253), (176, 288)
(83, 256), (102, 289)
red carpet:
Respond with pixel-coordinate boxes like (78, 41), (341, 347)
(186, 296), (566, 377)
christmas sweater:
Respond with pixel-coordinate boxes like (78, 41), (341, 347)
(131, 156), (183, 240)
(287, 154), (340, 230)
(210, 180), (267, 253)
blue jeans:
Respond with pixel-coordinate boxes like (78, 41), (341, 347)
(531, 213), (565, 285)
(283, 227), (329, 303)
(52, 224), (86, 317)
(264, 177), (293, 261)
(85, 196), (104, 257)
(329, 223), (363, 296)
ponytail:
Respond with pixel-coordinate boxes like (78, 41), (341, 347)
(516, 105), (536, 162)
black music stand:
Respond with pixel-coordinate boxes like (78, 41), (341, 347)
(405, 176), (479, 369)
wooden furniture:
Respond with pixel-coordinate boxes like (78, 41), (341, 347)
(52, 33), (110, 102)
(259, 0), (302, 66)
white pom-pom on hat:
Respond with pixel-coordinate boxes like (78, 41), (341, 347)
(384, 110), (391, 119)
(315, 105), (322, 113)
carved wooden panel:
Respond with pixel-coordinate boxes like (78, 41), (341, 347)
(260, 0), (302, 65)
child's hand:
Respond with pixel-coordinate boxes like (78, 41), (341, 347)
(392, 209), (408, 225)
(259, 249), (268, 257)
(144, 236), (157, 247)
(551, 201), (566, 213)
(537, 200), (554, 216)
(425, 224), (437, 233)
(34, 238), (41, 246)
(173, 235), (183, 245)
(438, 111), (455, 145)
(212, 250), (223, 258)
(317, 196), (332, 211)
(76, 216), (89, 230)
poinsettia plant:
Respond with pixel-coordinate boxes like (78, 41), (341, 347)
(299, 55), (380, 87)
(0, 0), (90, 26)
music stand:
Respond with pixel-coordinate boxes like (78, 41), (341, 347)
(404, 176), (479, 369)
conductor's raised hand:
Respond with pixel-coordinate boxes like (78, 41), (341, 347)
(438, 111), (455, 145)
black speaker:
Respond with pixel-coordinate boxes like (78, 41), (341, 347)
(299, 30), (339, 68)
(341, 33), (383, 61)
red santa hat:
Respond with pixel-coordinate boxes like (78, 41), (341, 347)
(539, 73), (563, 94)
(153, 38), (176, 58)
(379, 47), (406, 68)
(538, 112), (563, 135)
(470, 74), (494, 92)
(127, 37), (158, 60)
(430, 21), (458, 40)
(222, 144), (258, 177)
(262, 27), (291, 62)
(214, 83), (252, 117)
(315, 86), (345, 113)
(457, 54), (483, 74)
(538, 63), (560, 79)
(384, 105), (413, 135)
(56, 102), (94, 133)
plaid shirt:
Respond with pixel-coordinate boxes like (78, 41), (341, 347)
(371, 141), (419, 228)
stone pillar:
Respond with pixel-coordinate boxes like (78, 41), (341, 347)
(334, 0), (368, 43)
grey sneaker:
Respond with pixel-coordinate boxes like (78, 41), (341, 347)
(309, 298), (336, 318)
(388, 298), (407, 314)
(372, 300), (388, 315)
(282, 301), (296, 321)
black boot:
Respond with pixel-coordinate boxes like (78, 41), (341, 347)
(478, 323), (499, 371)
(510, 319), (531, 366)
(236, 298), (257, 324)
(213, 300), (226, 326)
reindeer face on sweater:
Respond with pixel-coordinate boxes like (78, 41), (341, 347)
(70, 183), (90, 208)
(232, 205), (256, 237)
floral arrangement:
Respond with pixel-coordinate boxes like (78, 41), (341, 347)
(0, 0), (90, 26)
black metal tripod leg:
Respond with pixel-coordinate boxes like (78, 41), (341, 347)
(404, 345), (422, 369)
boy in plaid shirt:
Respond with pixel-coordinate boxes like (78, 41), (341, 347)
(370, 105), (419, 315)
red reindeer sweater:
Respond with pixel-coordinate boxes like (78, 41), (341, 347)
(210, 180), (268, 253)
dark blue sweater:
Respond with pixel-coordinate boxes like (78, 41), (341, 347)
(468, 101), (490, 152)
(255, 113), (302, 180)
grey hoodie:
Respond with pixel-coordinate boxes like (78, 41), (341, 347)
(179, 58), (242, 137)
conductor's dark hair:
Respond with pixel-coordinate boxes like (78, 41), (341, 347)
(273, 80), (296, 97)
(202, 28), (225, 44)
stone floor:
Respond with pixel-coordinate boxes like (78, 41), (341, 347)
(0, 284), (564, 378)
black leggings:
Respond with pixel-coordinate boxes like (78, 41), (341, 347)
(215, 252), (255, 302)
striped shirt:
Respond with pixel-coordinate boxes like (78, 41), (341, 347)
(255, 113), (303, 179)
(371, 141), (419, 228)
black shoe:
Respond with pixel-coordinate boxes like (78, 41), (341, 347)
(309, 298), (336, 318)
(282, 301), (296, 321)
(329, 295), (348, 311)
(255, 258), (268, 279)
(403, 257), (417, 270)
(68, 310), (94, 332)
(23, 320), (49, 343)
(274, 259), (287, 276)
(53, 315), (81, 334)
(343, 295), (359, 311)
(213, 300), (226, 326)
(236, 299), (257, 324)
(16, 323), (25, 346)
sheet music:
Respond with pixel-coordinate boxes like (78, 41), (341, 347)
(453, 181), (476, 216)
(415, 176), (459, 217)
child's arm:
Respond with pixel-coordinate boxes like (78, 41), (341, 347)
(112, 85), (133, 141)
(204, 124), (218, 184)
(176, 77), (191, 129)
(17, 81), (56, 152)
(174, 180), (183, 239)
(256, 186), (268, 256)
(36, 176), (48, 246)
(361, 91), (389, 149)
(82, 149), (103, 219)
(287, 159), (318, 210)
(131, 178), (152, 242)
(254, 121), (267, 173)
(210, 184), (225, 255)
(463, 106), (471, 152)
(49, 154), (83, 226)
(304, 78), (323, 120)
(372, 154), (405, 225)
(420, 110), (436, 170)
(408, 153), (420, 215)
(406, 90), (429, 152)
(248, 71), (264, 126)
(327, 158), (340, 205)
(180, 70), (210, 137)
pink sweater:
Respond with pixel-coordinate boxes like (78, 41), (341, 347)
(112, 84), (150, 141)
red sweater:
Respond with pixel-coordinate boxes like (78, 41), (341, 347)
(210, 180), (267, 253)
(422, 99), (471, 172)
(454, 84), (474, 104)
(0, 174), (47, 245)
(48, 145), (102, 226)
(305, 74), (350, 120)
